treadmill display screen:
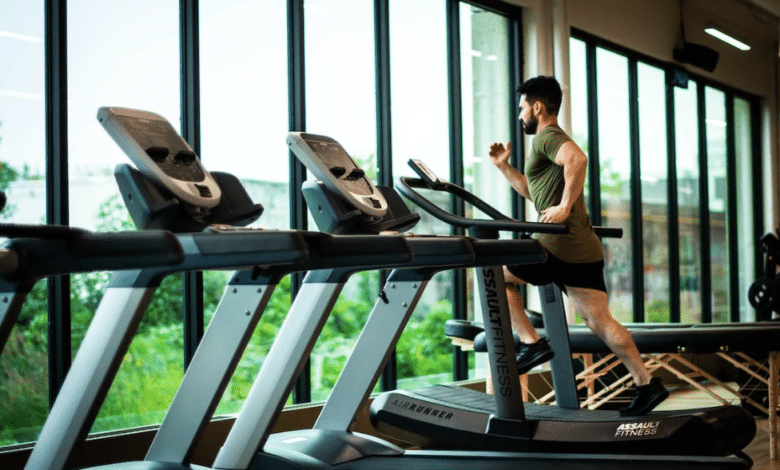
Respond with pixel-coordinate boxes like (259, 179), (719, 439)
(305, 138), (374, 196)
(118, 115), (206, 182)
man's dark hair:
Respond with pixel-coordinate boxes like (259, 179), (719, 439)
(517, 76), (562, 116)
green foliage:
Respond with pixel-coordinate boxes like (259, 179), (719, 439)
(396, 300), (454, 380)
(646, 299), (670, 323)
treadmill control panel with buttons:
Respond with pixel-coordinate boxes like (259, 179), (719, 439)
(98, 106), (222, 211)
(287, 132), (387, 217)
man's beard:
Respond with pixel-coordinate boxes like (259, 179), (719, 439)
(521, 115), (538, 135)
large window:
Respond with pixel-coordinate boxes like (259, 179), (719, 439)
(304, 0), (381, 403)
(198, 0), (290, 416)
(637, 63), (670, 323)
(595, 48), (632, 322)
(66, 0), (183, 436)
(571, 32), (761, 325)
(0, 0), (47, 446)
(390, 0), (455, 389)
(460, 4), (515, 379)
(675, 81), (702, 322)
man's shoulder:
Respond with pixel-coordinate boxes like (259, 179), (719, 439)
(533, 125), (571, 158)
(537, 125), (571, 141)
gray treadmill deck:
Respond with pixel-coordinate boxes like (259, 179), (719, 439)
(333, 450), (750, 469)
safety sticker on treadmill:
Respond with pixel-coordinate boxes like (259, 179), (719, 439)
(614, 421), (661, 438)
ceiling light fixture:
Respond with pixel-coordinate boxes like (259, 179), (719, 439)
(704, 24), (751, 51)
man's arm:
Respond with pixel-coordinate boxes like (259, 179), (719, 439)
(539, 140), (588, 223)
(489, 141), (533, 201)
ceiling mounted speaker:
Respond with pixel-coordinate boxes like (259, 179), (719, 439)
(673, 42), (719, 73)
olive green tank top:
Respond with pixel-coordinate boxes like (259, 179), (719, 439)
(525, 125), (603, 263)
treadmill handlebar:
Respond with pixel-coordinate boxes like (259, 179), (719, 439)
(397, 177), (565, 234)
(397, 177), (622, 239)
(0, 226), (185, 279)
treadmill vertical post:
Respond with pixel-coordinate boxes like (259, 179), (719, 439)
(473, 264), (525, 420)
(468, 226), (525, 421)
(212, 271), (347, 470)
(314, 270), (429, 431)
(145, 273), (281, 464)
(539, 283), (579, 409)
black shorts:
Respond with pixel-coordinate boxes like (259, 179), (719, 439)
(506, 248), (607, 293)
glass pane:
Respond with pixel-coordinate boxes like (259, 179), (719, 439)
(0, 0), (47, 445)
(390, 0), (455, 389)
(734, 97), (755, 322)
(198, 0), (291, 416)
(596, 48), (632, 322)
(637, 63), (669, 322)
(705, 86), (728, 323)
(67, 0), (183, 433)
(675, 81), (702, 323)
(460, 3), (513, 380)
(305, 0), (377, 402)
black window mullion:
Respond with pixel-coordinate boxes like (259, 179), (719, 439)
(374, 0), (398, 392)
(585, 42), (601, 225)
(45, 0), (71, 405)
(288, 0), (310, 404)
(509, 15), (524, 222)
(697, 83), (712, 323)
(725, 94), (740, 322)
(180, 0), (204, 370)
(447, 0), (468, 381)
(628, 59), (644, 323)
(665, 72), (681, 323)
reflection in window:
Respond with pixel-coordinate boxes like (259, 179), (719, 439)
(0, 0), (47, 446)
(67, 0), (183, 434)
(199, 0), (291, 415)
(637, 63), (669, 322)
(390, 0), (456, 389)
(675, 81), (702, 323)
(596, 48), (632, 322)
(734, 97), (755, 322)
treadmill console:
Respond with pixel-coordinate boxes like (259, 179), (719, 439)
(408, 158), (446, 189)
(98, 107), (222, 215)
(287, 132), (387, 218)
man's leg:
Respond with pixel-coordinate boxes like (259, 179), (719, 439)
(503, 267), (554, 374)
(503, 267), (540, 344)
(566, 286), (668, 415)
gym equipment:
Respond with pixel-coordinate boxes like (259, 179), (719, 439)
(367, 159), (756, 458)
(209, 134), (751, 470)
(23, 109), (420, 470)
